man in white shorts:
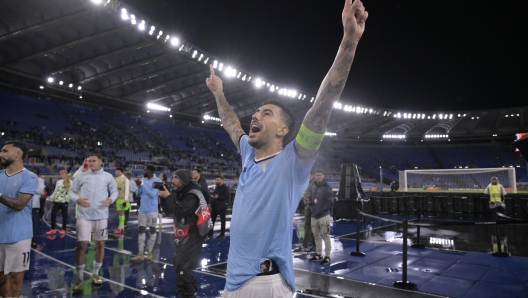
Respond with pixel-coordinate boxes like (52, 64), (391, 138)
(68, 154), (118, 291)
(0, 141), (38, 297)
(131, 164), (161, 261)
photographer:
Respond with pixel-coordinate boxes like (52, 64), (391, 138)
(130, 165), (161, 261)
(159, 169), (208, 298)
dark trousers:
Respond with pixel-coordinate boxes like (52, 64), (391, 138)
(32, 208), (40, 239)
(50, 202), (69, 230)
(38, 197), (46, 219)
(210, 206), (226, 236)
(173, 233), (207, 297)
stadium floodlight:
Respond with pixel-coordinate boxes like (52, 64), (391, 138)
(506, 115), (509, 117)
(59, 81), (63, 85)
(170, 37), (179, 46)
(198, 54), (204, 61)
(79, 96), (82, 99)
(130, 14), (136, 25)
(517, 114), (520, 116)
(369, 109), (373, 114)
(77, 86), (82, 90)
(170, 115), (172, 118)
(121, 8), (129, 20)
(47, 77), (54, 83)
(254, 78), (262, 87)
(204, 57), (210, 64)
(92, 0), (102, 4)
(147, 103), (170, 112)
(213, 60), (218, 68)
(439, 114), (443, 120)
(68, 83), (73, 88)
(270, 85), (275, 92)
(218, 63), (224, 71)
(204, 115), (210, 120)
(433, 114), (436, 119)
(138, 20), (145, 30)
(39, 86), (44, 89)
(310, 97), (314, 103)
(237, 72), (241, 79)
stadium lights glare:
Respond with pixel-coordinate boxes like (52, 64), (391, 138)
(213, 60), (218, 68)
(204, 115), (221, 122)
(170, 38), (180, 46)
(425, 134), (449, 139)
(204, 57), (210, 64)
(147, 103), (170, 112)
(92, 0), (102, 4)
(138, 20), (145, 30)
(383, 135), (406, 139)
(79, 96), (82, 99)
(47, 77), (54, 83)
(325, 132), (337, 137)
(218, 63), (224, 71)
(130, 14), (136, 25)
(39, 86), (44, 89)
(59, 81), (63, 85)
(170, 115), (172, 118)
(254, 78), (262, 87)
(77, 86), (82, 90)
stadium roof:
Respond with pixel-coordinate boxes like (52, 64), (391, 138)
(0, 0), (526, 142)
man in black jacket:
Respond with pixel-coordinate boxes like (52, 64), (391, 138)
(308, 170), (334, 265)
(209, 176), (230, 239)
(192, 168), (211, 205)
(159, 169), (207, 298)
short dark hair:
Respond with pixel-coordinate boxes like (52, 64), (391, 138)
(89, 153), (102, 160)
(193, 168), (202, 174)
(263, 99), (295, 145)
(315, 169), (323, 174)
(4, 141), (28, 156)
(30, 167), (40, 175)
(216, 175), (223, 180)
(115, 167), (125, 173)
(146, 164), (156, 172)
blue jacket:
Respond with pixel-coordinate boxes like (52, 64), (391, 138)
(310, 180), (334, 219)
(68, 168), (118, 220)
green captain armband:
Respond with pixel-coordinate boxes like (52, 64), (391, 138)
(296, 123), (325, 151)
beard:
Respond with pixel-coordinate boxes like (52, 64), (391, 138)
(215, 183), (221, 186)
(143, 172), (149, 178)
(492, 182), (497, 185)
(0, 158), (14, 167)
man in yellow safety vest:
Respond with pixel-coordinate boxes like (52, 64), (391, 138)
(483, 177), (507, 218)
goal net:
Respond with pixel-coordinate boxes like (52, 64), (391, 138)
(398, 168), (517, 193)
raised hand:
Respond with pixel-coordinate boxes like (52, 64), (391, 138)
(205, 64), (223, 94)
(342, 0), (368, 42)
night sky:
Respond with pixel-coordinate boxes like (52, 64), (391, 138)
(124, 0), (528, 111)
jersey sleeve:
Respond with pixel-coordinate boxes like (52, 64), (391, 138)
(286, 140), (317, 185)
(239, 135), (253, 168)
(20, 173), (38, 195)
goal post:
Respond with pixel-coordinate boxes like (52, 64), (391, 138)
(398, 168), (517, 193)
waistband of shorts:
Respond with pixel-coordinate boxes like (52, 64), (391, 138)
(246, 273), (285, 287)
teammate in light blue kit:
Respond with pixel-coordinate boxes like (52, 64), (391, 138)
(131, 164), (161, 261)
(206, 1), (369, 296)
(68, 153), (118, 291)
(0, 141), (38, 297)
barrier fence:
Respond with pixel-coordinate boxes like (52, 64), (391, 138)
(349, 208), (528, 289)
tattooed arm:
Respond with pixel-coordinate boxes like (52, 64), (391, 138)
(0, 193), (33, 211)
(296, 0), (368, 159)
(206, 65), (246, 151)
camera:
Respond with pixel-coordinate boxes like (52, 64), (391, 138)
(153, 182), (165, 190)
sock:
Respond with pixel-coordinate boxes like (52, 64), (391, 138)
(118, 215), (125, 229)
(158, 214), (162, 225)
(76, 264), (85, 280)
(118, 237), (124, 250)
(148, 232), (157, 253)
(93, 261), (102, 276)
(156, 231), (162, 245)
(138, 233), (146, 255)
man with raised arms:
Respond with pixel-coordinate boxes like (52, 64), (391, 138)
(205, 0), (368, 296)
